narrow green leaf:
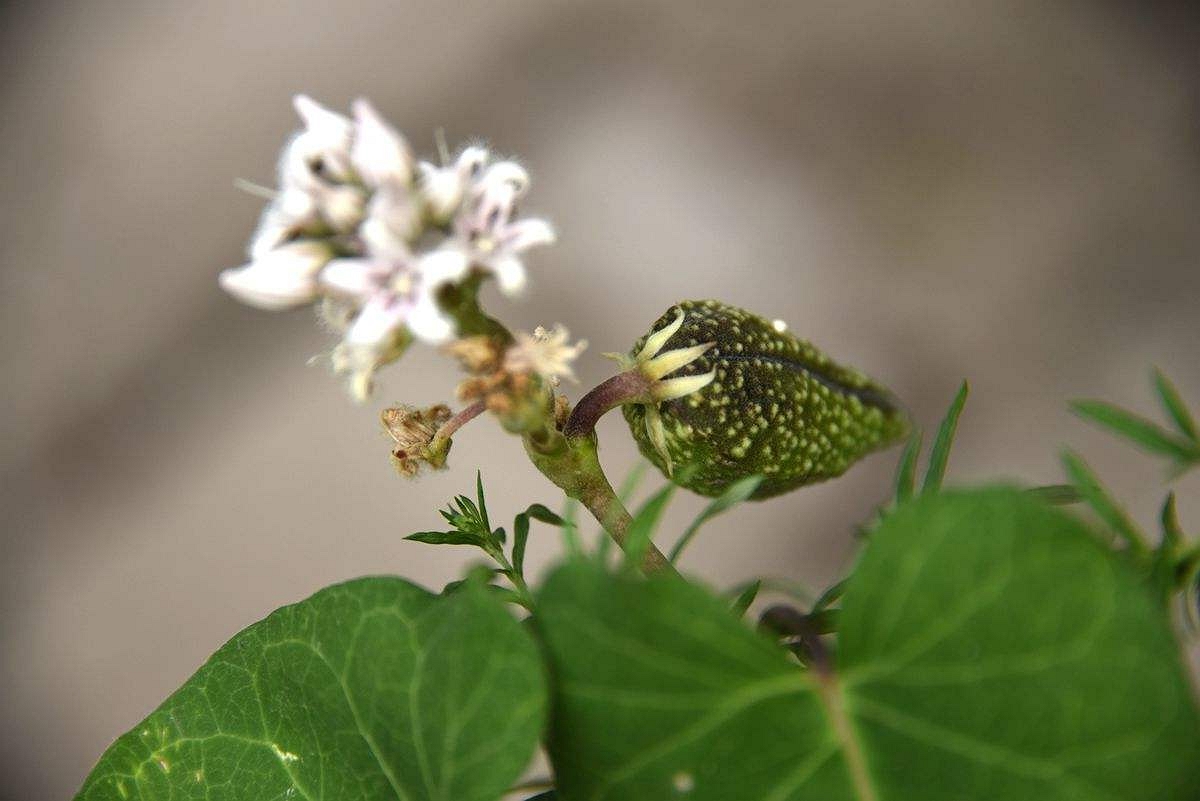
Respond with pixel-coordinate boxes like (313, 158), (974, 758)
(1150, 494), (1181, 601)
(729, 580), (761, 617)
(922, 380), (969, 493)
(405, 530), (486, 547)
(1026, 484), (1083, 505)
(1062, 450), (1150, 557)
(893, 431), (921, 503)
(537, 489), (1200, 801)
(811, 577), (847, 613)
(513, 513), (530, 577)
(486, 584), (529, 608)
(78, 578), (546, 801)
(624, 483), (676, 571)
(525, 504), (566, 526)
(668, 475), (763, 562)
(1161, 492), (1182, 553)
(1070, 400), (1199, 463)
(475, 470), (491, 531)
(1153, 368), (1198, 442)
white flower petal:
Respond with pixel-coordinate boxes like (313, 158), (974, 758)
(320, 258), (390, 297)
(417, 162), (466, 224)
(286, 96), (354, 184)
(491, 254), (527, 295)
(347, 293), (411, 346)
(481, 161), (529, 196)
(277, 134), (320, 191)
(293, 95), (352, 142)
(417, 146), (490, 224)
(406, 291), (455, 344)
(316, 184), (366, 232)
(455, 146), (490, 181)
(361, 186), (420, 256)
(220, 241), (331, 310)
(503, 218), (556, 252)
(350, 98), (413, 187)
(275, 186), (318, 222)
(219, 266), (306, 310)
(418, 248), (470, 287)
(248, 214), (292, 260)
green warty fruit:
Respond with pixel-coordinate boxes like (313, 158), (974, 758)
(622, 299), (910, 499)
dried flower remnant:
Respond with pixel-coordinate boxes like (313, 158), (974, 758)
(219, 95), (554, 399)
(505, 325), (588, 386)
(381, 404), (453, 476)
(622, 300), (910, 498)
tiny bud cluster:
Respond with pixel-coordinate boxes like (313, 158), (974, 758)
(219, 95), (555, 400)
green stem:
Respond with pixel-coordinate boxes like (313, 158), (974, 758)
(487, 547), (535, 609)
(523, 427), (676, 575)
(438, 272), (514, 343)
(563, 369), (649, 438)
(438, 275), (675, 575)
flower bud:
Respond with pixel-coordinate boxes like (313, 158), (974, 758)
(622, 300), (909, 499)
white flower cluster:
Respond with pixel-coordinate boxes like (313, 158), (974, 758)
(219, 95), (555, 399)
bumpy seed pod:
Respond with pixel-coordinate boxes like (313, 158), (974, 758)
(621, 299), (909, 499)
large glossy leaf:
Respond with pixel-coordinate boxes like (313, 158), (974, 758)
(535, 488), (1200, 800)
(77, 577), (546, 801)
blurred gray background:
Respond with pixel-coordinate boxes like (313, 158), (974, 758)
(2, 1), (1199, 798)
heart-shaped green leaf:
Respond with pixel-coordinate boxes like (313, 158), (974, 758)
(535, 488), (1200, 800)
(77, 577), (546, 801)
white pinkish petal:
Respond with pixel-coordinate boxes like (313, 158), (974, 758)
(350, 98), (413, 187)
(283, 96), (355, 185)
(347, 293), (411, 346)
(361, 186), (420, 256)
(467, 163), (525, 228)
(248, 212), (292, 260)
(220, 242), (331, 310)
(503, 217), (555, 252)
(293, 95), (353, 144)
(406, 290), (455, 344)
(457, 145), (490, 176)
(275, 186), (318, 222)
(219, 266), (311, 310)
(316, 184), (367, 231)
(417, 163), (464, 224)
(418, 248), (470, 287)
(418, 145), (490, 224)
(491, 254), (527, 295)
(330, 342), (377, 402)
(320, 258), (390, 297)
(480, 161), (529, 197)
